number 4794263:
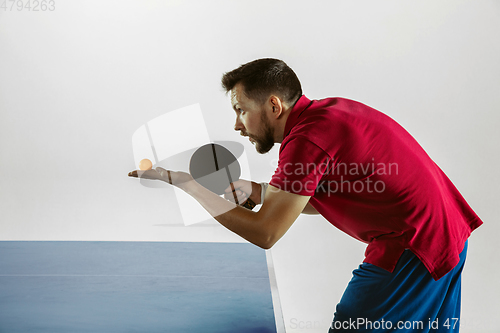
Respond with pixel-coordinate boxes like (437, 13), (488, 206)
(443, 318), (460, 329)
(1, 0), (56, 11)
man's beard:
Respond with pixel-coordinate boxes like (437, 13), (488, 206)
(251, 110), (275, 154)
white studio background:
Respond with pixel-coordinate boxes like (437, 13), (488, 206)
(0, 1), (498, 332)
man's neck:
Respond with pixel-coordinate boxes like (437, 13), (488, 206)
(275, 105), (293, 143)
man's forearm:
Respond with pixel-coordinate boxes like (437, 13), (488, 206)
(183, 180), (273, 249)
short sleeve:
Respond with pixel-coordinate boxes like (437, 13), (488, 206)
(270, 136), (332, 196)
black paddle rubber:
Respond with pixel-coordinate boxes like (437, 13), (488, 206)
(189, 143), (256, 210)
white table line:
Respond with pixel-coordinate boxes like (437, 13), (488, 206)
(0, 274), (269, 278)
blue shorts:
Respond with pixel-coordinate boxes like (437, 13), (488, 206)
(329, 241), (468, 332)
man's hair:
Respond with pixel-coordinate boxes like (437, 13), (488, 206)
(221, 58), (302, 106)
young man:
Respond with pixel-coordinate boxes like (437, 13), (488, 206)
(129, 58), (482, 332)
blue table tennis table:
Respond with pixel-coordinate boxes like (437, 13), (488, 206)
(0, 241), (285, 333)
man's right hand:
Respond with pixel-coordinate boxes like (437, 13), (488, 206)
(224, 179), (263, 206)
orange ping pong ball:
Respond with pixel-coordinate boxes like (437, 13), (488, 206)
(139, 159), (153, 170)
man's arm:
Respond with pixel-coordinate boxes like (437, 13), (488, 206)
(302, 201), (319, 215)
(227, 180), (319, 215)
(183, 180), (310, 249)
(128, 168), (310, 249)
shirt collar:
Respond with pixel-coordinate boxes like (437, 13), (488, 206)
(283, 95), (313, 139)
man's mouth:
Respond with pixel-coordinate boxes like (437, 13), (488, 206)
(240, 132), (255, 143)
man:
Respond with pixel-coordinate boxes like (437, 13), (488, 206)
(129, 58), (482, 332)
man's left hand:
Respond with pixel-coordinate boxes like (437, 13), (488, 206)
(128, 167), (194, 190)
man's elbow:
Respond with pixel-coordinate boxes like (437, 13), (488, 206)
(258, 233), (279, 250)
(259, 241), (273, 250)
(256, 216), (295, 249)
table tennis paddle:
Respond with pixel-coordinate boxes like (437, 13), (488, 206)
(189, 143), (256, 210)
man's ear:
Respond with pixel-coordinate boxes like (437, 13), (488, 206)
(269, 95), (284, 119)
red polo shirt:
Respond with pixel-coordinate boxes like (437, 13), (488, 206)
(270, 95), (483, 280)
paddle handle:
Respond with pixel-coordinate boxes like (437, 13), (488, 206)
(229, 181), (256, 210)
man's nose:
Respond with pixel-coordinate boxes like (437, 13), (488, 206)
(234, 117), (244, 131)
